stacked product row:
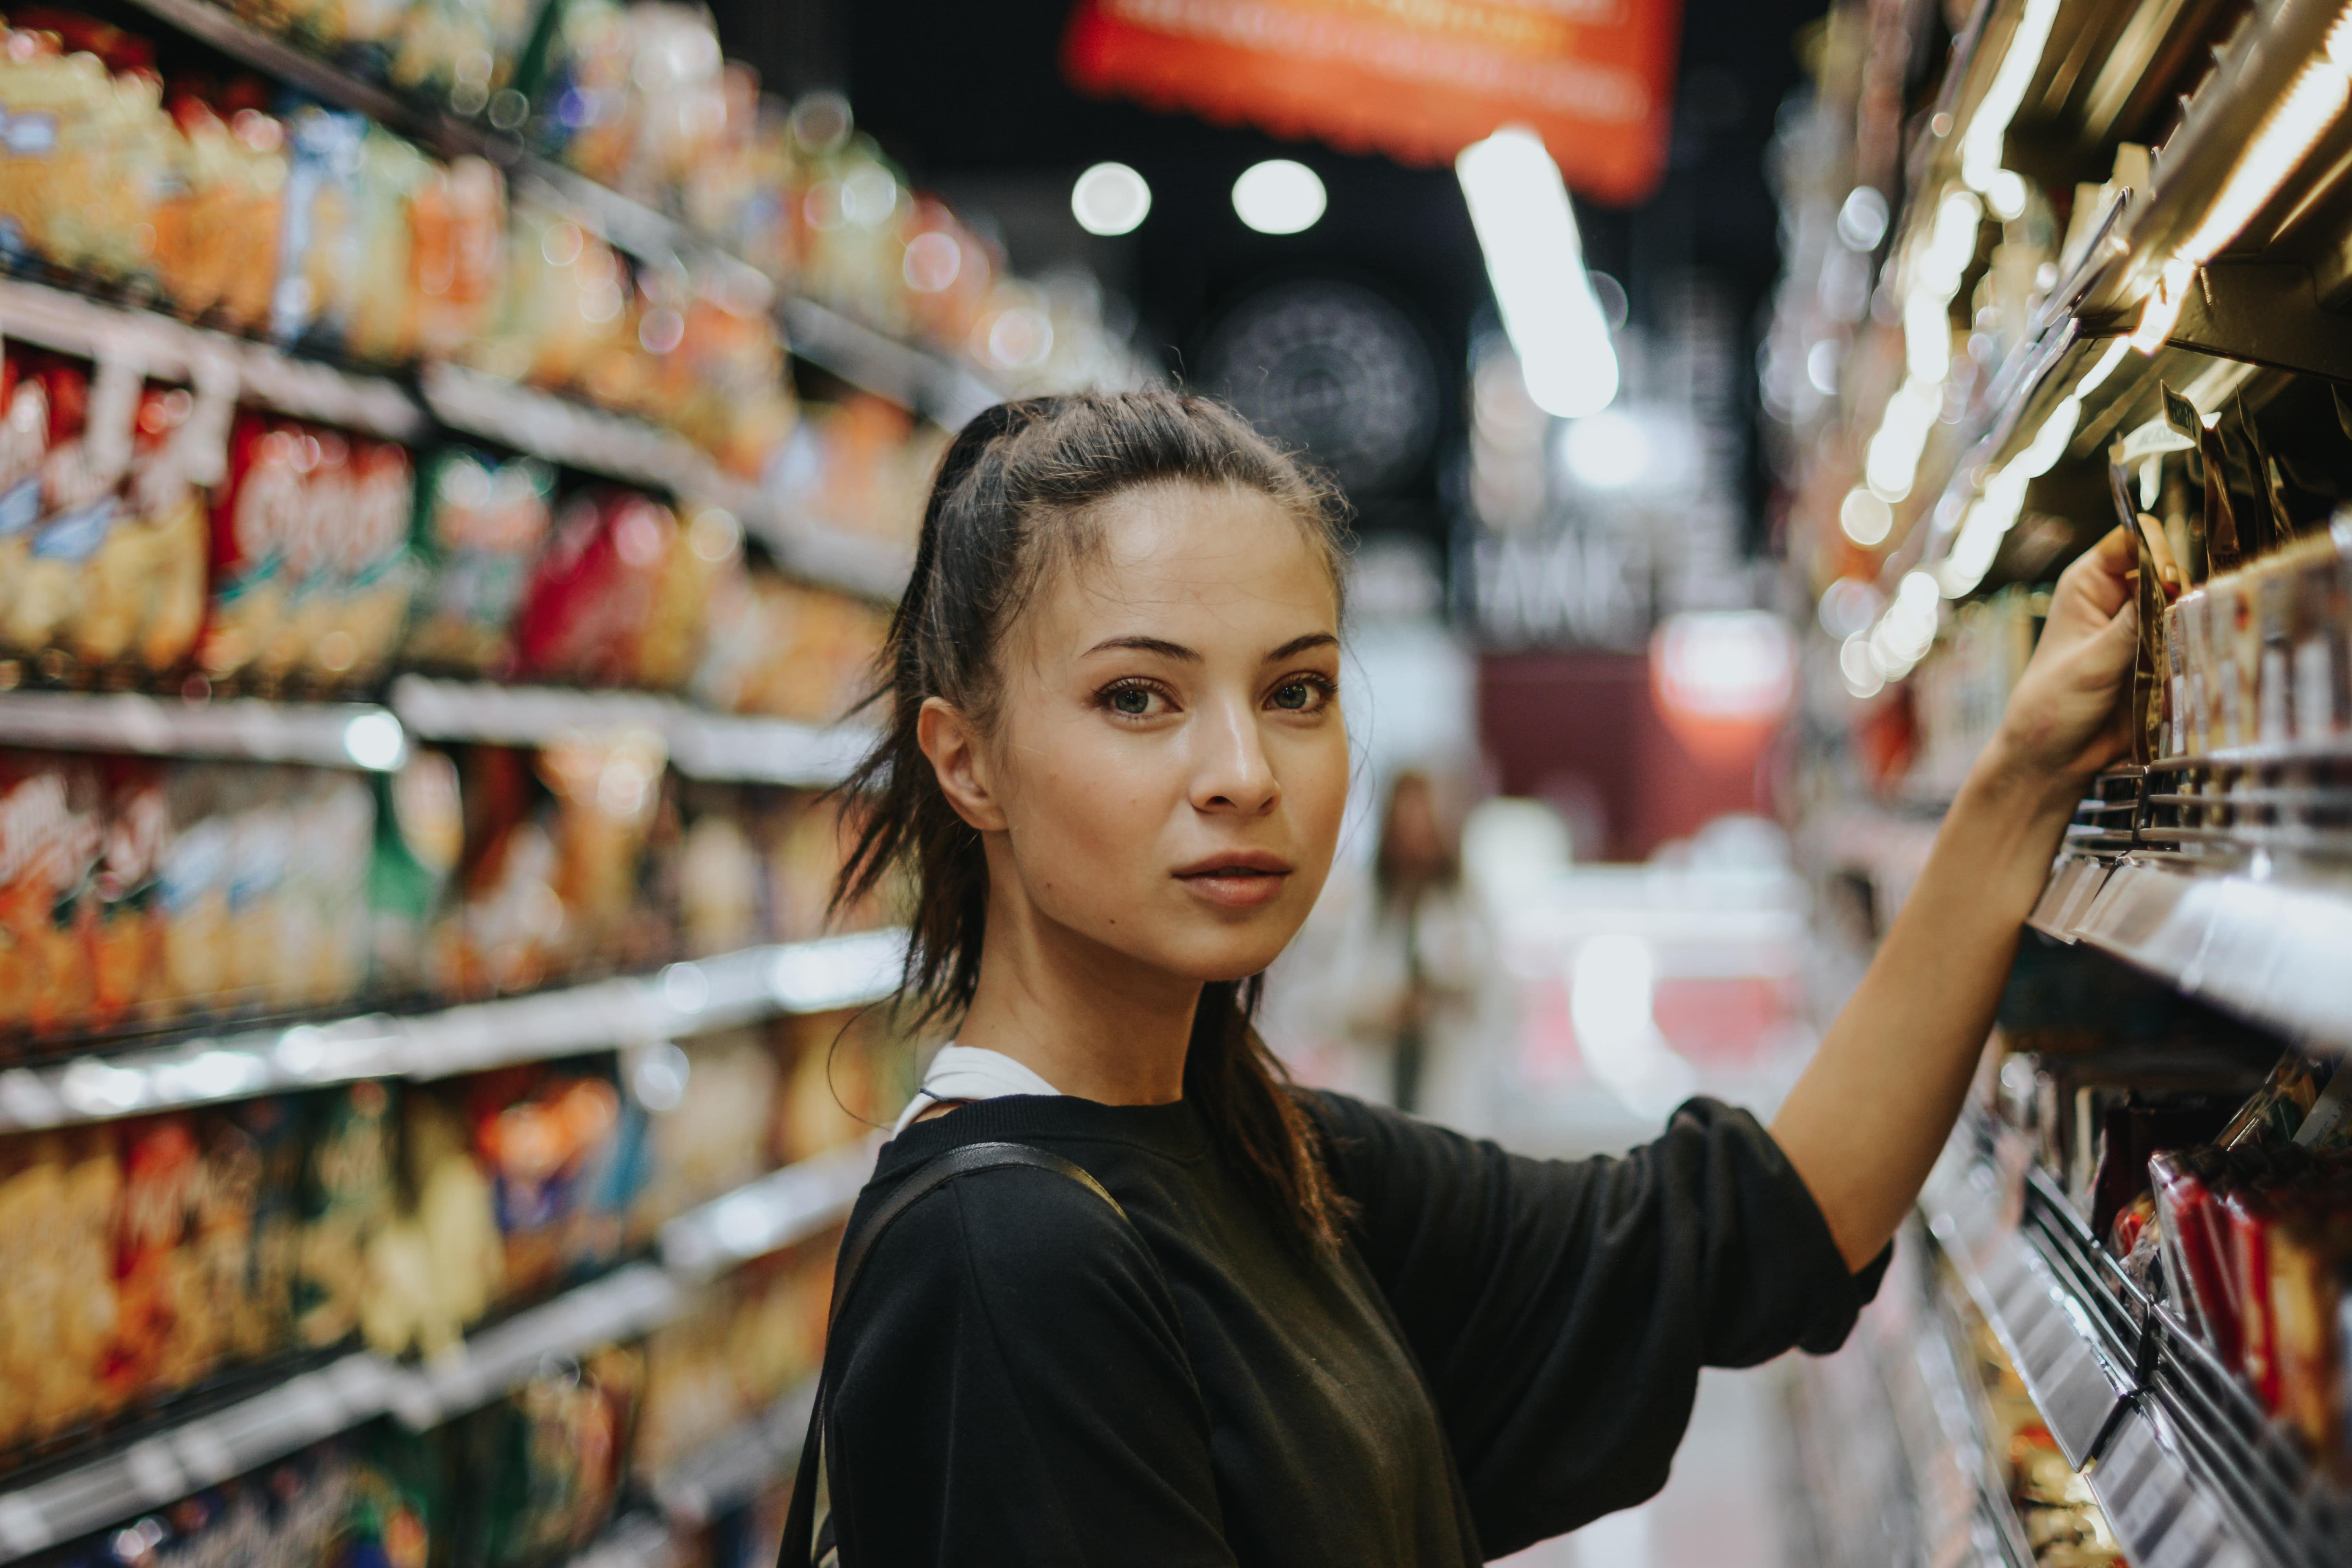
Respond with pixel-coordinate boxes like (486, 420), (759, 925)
(0, 734), (887, 1050)
(2012, 1033), (2352, 1475)
(0, 1001), (893, 1566)
(0, 336), (890, 699)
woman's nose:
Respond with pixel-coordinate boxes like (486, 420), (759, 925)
(1190, 701), (1280, 815)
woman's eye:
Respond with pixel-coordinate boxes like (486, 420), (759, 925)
(1271, 680), (1324, 712)
(1106, 684), (1160, 717)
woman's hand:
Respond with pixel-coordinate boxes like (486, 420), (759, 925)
(1975, 524), (2140, 805)
(1771, 525), (2141, 1269)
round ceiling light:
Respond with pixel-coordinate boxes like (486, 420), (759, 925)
(1233, 159), (1326, 234)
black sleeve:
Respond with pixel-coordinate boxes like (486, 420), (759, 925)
(1310, 1092), (1889, 1557)
(824, 1167), (1240, 1568)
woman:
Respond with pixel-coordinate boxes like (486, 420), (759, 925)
(815, 391), (2135, 1565)
(1301, 767), (1504, 1124)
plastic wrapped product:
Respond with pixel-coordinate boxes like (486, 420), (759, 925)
(399, 447), (553, 677)
(293, 1079), (397, 1348)
(2151, 1149), (2239, 1361)
(510, 489), (678, 688)
(2266, 1212), (2350, 1469)
(87, 758), (168, 1032)
(0, 751), (101, 1041)
(272, 104), (368, 349)
(465, 1066), (625, 1304)
(0, 1128), (121, 1457)
(154, 93), (287, 335)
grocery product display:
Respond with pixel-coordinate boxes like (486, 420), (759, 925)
(1774, 0), (2352, 1563)
(0, 0), (1145, 1560)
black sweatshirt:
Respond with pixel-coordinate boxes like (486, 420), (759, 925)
(820, 1091), (1886, 1566)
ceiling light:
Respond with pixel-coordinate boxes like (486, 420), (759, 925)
(1457, 126), (1619, 419)
(1072, 161), (1151, 237)
(1233, 160), (1326, 234)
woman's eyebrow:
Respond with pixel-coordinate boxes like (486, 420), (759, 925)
(1083, 634), (1201, 661)
(1265, 632), (1339, 660)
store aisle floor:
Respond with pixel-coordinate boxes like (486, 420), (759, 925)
(1495, 1364), (1797, 1568)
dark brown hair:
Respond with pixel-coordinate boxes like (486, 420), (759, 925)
(833, 390), (1352, 1248)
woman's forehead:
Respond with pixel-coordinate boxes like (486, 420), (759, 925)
(1058, 484), (1338, 619)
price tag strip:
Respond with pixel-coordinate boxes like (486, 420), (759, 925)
(660, 1136), (874, 1281)
(2085, 1407), (2257, 1568)
(388, 676), (877, 789)
(0, 1353), (392, 1561)
(648, 1378), (819, 1526)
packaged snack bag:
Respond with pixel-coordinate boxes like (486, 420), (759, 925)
(399, 447), (552, 677)
(155, 762), (236, 1017)
(154, 93), (287, 333)
(510, 489), (677, 687)
(316, 436), (419, 687)
(625, 1025), (777, 1241)
(467, 1067), (622, 1302)
(2151, 1149), (2241, 1363)
(368, 746), (463, 993)
(359, 1084), (501, 1358)
(199, 412), (301, 685)
(0, 353), (51, 637)
(273, 103), (368, 348)
(447, 1342), (642, 1567)
(4, 348), (140, 665)
(0, 751), (101, 1038)
(408, 154), (506, 361)
(294, 1078), (397, 1348)
(87, 757), (168, 1032)
(0, 1129), (121, 1449)
(63, 381), (216, 676)
(536, 730), (669, 969)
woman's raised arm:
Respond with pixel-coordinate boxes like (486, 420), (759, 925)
(1771, 526), (2142, 1269)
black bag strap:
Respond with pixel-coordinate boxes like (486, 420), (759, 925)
(778, 1141), (1133, 1568)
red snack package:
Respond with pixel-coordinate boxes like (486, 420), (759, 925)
(2228, 1187), (2283, 1407)
(510, 489), (677, 687)
(2152, 1150), (2243, 1366)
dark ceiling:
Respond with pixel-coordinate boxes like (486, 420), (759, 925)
(707, 0), (1832, 552)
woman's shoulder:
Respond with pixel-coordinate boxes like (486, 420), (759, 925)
(837, 1136), (1169, 1340)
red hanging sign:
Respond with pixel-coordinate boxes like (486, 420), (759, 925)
(1062, 0), (1683, 205)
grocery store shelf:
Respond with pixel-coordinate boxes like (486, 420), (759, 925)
(117, 0), (486, 157)
(0, 928), (908, 1131)
(660, 1135), (872, 1281)
(0, 690), (408, 770)
(0, 1352), (397, 1560)
(387, 677), (874, 788)
(1888, 1239), (2036, 1568)
(385, 1263), (684, 1429)
(102, 0), (986, 440)
(0, 1117), (865, 1563)
(563, 1513), (683, 1568)
(2027, 854), (2352, 1054)
(1923, 1142), (2130, 1470)
(649, 1378), (818, 1525)
(1919, 1120), (2349, 1568)
(0, 275), (428, 441)
(781, 296), (1000, 430)
(417, 362), (754, 504)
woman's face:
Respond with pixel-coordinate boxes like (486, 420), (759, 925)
(934, 480), (1348, 986)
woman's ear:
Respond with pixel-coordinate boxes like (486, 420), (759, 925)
(917, 697), (1008, 832)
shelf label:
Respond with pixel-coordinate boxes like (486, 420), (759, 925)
(2086, 1408), (2253, 1568)
(1981, 1243), (2123, 1467)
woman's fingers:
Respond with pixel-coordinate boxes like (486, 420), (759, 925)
(2045, 526), (2135, 644)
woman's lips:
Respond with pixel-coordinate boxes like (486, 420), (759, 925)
(1174, 859), (1292, 909)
